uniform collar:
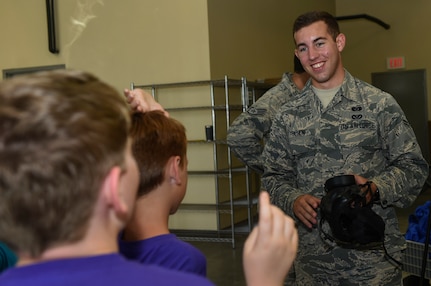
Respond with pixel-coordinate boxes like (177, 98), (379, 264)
(290, 69), (363, 107)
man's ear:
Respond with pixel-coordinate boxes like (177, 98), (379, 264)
(102, 166), (129, 219)
(336, 33), (346, 52)
(167, 156), (182, 185)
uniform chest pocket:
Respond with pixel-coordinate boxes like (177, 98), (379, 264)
(288, 129), (317, 156)
(338, 120), (379, 151)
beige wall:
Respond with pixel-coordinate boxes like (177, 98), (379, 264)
(0, 1), (335, 90)
(0, 0), (211, 92)
(1, 1), (59, 71)
(336, 0), (431, 118)
(2, 1), (429, 103)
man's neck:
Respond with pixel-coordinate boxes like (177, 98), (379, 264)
(312, 66), (345, 90)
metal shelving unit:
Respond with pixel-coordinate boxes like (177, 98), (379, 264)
(131, 76), (273, 248)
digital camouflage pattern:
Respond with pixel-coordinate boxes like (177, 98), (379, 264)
(262, 70), (429, 285)
(227, 72), (305, 174)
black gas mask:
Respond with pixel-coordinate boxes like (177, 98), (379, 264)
(319, 175), (385, 248)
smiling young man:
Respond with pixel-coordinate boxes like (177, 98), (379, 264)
(261, 11), (428, 285)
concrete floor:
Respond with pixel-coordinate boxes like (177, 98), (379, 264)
(187, 187), (431, 286)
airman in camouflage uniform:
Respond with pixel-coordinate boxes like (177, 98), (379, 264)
(227, 57), (309, 174)
(262, 70), (428, 285)
(262, 11), (429, 285)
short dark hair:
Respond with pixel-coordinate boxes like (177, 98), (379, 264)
(293, 11), (340, 42)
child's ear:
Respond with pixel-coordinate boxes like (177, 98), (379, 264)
(102, 166), (129, 219)
(167, 156), (182, 185)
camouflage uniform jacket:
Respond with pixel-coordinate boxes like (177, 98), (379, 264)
(262, 70), (428, 258)
(227, 72), (304, 174)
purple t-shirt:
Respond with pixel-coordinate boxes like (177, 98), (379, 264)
(0, 253), (213, 286)
(119, 233), (207, 276)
